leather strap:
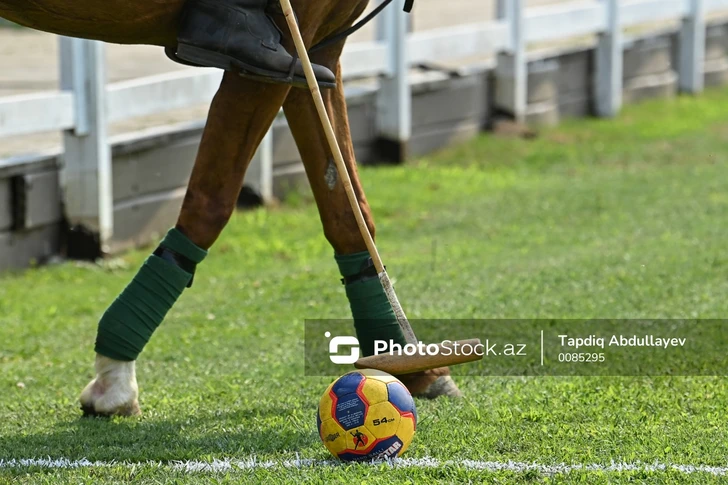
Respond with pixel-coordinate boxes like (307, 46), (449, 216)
(310, 0), (413, 54)
(153, 246), (198, 288)
(340, 257), (383, 285)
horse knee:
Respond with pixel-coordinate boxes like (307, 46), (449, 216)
(322, 208), (376, 255)
(176, 191), (235, 249)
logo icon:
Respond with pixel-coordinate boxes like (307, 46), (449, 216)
(324, 432), (340, 442)
(350, 429), (368, 449)
(326, 332), (360, 365)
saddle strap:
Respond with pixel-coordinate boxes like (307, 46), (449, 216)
(309, 0), (414, 54)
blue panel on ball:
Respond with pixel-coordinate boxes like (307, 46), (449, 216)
(334, 393), (366, 430)
(331, 372), (364, 398)
(338, 436), (404, 462)
(387, 382), (416, 415)
(316, 409), (322, 434)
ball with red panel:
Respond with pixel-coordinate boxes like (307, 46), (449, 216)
(317, 369), (417, 461)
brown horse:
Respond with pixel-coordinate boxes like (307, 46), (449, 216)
(0, 0), (458, 416)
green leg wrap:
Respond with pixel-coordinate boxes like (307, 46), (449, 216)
(336, 251), (407, 357)
(94, 228), (208, 361)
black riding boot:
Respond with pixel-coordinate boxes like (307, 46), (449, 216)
(167, 0), (337, 89)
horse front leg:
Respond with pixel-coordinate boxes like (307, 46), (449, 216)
(282, 59), (461, 399)
(80, 73), (290, 416)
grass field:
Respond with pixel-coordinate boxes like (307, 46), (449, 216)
(2, 86), (728, 484)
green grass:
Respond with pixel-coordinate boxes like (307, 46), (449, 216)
(3, 87), (728, 484)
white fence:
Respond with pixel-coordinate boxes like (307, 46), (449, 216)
(1, 0), (727, 251)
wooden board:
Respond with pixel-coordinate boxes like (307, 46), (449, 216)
(0, 224), (60, 270)
(20, 170), (63, 230)
(109, 188), (186, 254)
(0, 178), (11, 232)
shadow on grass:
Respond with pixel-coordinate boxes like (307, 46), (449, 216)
(0, 404), (317, 462)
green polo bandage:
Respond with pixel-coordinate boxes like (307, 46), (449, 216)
(94, 228), (208, 361)
(336, 251), (407, 357)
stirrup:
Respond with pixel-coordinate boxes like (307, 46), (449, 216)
(164, 46), (336, 90)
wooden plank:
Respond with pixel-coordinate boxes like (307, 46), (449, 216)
(352, 142), (376, 165)
(341, 42), (389, 79)
(345, 97), (376, 144)
(107, 70), (223, 124)
(0, 178), (11, 232)
(0, 224), (61, 270)
(623, 35), (674, 80)
(558, 93), (592, 118)
(704, 57), (728, 86)
(556, 50), (593, 95)
(705, 0), (728, 10)
(21, 171), (63, 230)
(623, 71), (679, 103)
(112, 137), (198, 202)
(621, 0), (687, 28)
(527, 60), (560, 104)
(271, 161), (308, 198)
(705, 24), (728, 61)
(410, 121), (481, 158)
(526, 2), (604, 44)
(0, 153), (59, 180)
(408, 22), (509, 64)
(0, 92), (74, 138)
(412, 76), (485, 129)
(109, 188), (186, 254)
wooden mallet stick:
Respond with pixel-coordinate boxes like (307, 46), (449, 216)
(278, 0), (416, 345)
(354, 339), (483, 375)
(278, 0), (484, 375)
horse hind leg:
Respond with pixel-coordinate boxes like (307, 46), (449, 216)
(282, 56), (461, 399)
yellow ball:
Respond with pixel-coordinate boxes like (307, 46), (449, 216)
(316, 369), (417, 462)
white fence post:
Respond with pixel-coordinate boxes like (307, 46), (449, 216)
(594, 0), (622, 117)
(679, 0), (706, 93)
(244, 127), (275, 204)
(495, 0), (526, 123)
(258, 129), (274, 203)
(496, 0), (507, 20)
(512, 0), (527, 124)
(59, 37), (113, 254)
(376, 1), (411, 163)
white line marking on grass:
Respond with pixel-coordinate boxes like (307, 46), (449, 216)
(2, 457), (728, 476)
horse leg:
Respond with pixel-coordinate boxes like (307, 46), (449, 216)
(282, 57), (461, 399)
(80, 73), (290, 416)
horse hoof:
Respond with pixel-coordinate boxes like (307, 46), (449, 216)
(397, 367), (463, 399)
(79, 355), (141, 417)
